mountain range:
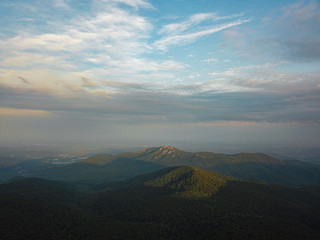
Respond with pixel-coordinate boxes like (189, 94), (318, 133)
(5, 145), (315, 187)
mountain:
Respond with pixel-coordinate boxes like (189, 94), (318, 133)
(85, 146), (281, 166)
(1, 146), (319, 187)
(84, 146), (320, 187)
(1, 166), (319, 239)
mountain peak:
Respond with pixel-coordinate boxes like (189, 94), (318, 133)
(136, 145), (181, 157)
(157, 145), (178, 154)
(160, 145), (175, 149)
(141, 165), (234, 198)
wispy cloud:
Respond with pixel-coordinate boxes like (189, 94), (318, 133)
(155, 16), (252, 51)
(100, 0), (154, 9)
(209, 62), (320, 95)
(158, 13), (216, 35)
(203, 58), (218, 63)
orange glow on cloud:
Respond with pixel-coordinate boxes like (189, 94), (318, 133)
(0, 107), (52, 117)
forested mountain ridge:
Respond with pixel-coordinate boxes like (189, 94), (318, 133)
(1, 146), (319, 186)
(84, 145), (281, 166)
(82, 145), (320, 186)
(1, 166), (320, 239)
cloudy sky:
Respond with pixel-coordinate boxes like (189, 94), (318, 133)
(0, 0), (319, 151)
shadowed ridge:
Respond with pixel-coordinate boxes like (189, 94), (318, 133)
(0, 177), (76, 203)
(231, 152), (282, 164)
(83, 153), (117, 165)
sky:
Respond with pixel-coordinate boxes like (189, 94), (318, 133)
(0, 0), (319, 152)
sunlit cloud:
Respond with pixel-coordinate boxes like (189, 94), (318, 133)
(0, 107), (52, 117)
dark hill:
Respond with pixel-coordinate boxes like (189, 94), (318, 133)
(88, 166), (320, 240)
(0, 177), (96, 240)
(0, 177), (77, 203)
(1, 167), (320, 239)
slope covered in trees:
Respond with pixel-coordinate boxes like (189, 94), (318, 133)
(1, 166), (319, 239)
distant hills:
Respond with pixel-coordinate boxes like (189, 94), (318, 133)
(0, 145), (319, 187)
(1, 166), (320, 239)
(82, 145), (320, 186)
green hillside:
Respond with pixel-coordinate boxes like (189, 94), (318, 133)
(97, 166), (234, 198)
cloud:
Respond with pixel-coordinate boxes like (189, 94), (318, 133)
(279, 1), (320, 61)
(155, 17), (252, 51)
(0, 68), (88, 96)
(54, 0), (69, 9)
(0, 107), (52, 117)
(0, 0), (319, 129)
(249, 0), (320, 62)
(0, 0), (186, 91)
(208, 62), (320, 94)
(1, 66), (319, 125)
(81, 77), (98, 89)
(158, 12), (244, 35)
(158, 13), (216, 35)
(100, 0), (153, 9)
(280, 1), (319, 22)
(1, 53), (75, 70)
(221, 29), (246, 49)
(203, 58), (218, 63)
(17, 76), (31, 85)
